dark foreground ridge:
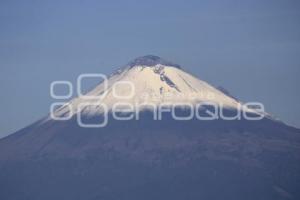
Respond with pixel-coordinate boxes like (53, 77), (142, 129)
(0, 108), (300, 200)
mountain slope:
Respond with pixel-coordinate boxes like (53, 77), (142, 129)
(0, 55), (299, 200)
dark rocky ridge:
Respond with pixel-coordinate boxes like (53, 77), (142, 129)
(128, 55), (181, 68)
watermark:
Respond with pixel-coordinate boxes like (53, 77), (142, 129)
(50, 73), (265, 127)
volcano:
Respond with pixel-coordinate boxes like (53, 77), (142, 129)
(0, 55), (299, 200)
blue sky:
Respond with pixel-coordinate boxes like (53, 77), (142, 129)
(0, 0), (300, 138)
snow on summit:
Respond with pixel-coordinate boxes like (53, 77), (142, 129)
(53, 55), (243, 117)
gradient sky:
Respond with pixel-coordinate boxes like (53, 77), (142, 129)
(0, 0), (300, 138)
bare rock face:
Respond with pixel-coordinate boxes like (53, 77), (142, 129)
(128, 55), (181, 68)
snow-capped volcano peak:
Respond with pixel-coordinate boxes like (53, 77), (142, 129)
(52, 56), (248, 118)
